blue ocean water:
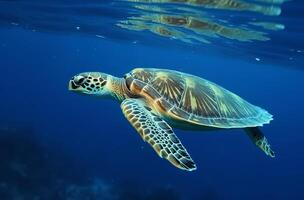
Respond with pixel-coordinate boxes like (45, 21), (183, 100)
(0, 0), (304, 199)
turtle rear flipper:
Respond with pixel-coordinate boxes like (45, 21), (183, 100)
(121, 98), (197, 171)
(245, 127), (275, 158)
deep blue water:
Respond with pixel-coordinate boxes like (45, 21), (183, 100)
(0, 0), (304, 199)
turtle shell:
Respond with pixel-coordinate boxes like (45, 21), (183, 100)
(125, 68), (272, 128)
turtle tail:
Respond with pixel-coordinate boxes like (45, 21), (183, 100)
(245, 127), (275, 158)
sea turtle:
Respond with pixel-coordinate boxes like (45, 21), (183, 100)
(68, 68), (274, 171)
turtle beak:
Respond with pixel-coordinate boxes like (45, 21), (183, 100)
(68, 80), (79, 91)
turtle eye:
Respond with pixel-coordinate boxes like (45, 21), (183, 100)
(78, 77), (85, 84)
(74, 76), (86, 85)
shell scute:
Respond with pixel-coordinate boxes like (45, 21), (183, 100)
(142, 85), (162, 100)
(180, 80), (221, 117)
(149, 71), (185, 105)
(155, 98), (171, 112)
(169, 107), (190, 121)
(131, 79), (146, 92)
(131, 68), (154, 83)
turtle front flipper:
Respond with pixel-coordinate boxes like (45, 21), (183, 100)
(245, 127), (275, 158)
(121, 98), (197, 171)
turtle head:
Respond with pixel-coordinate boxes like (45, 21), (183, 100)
(68, 72), (111, 97)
